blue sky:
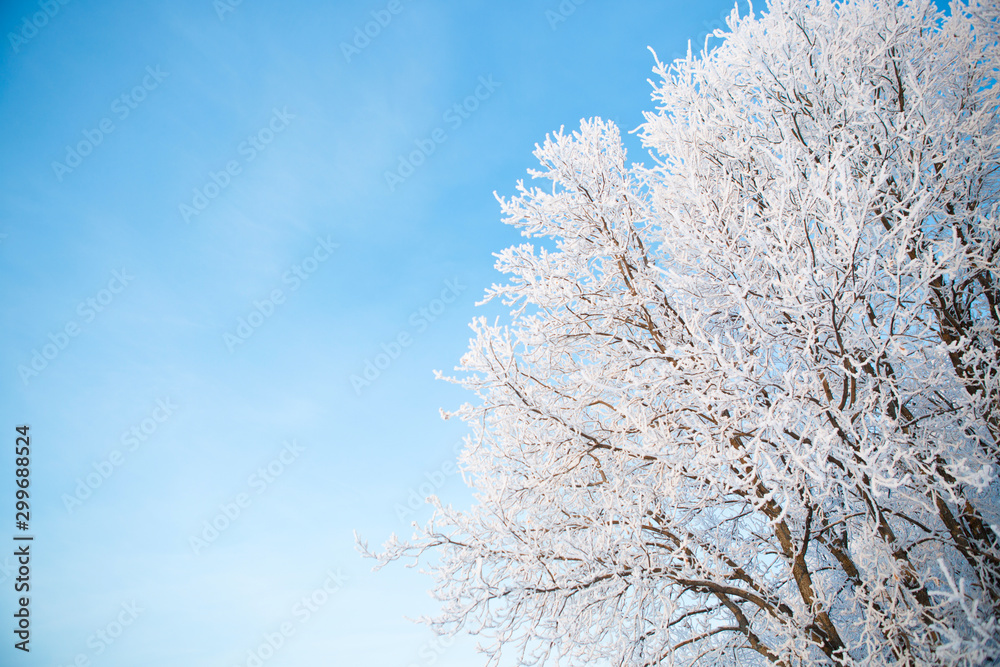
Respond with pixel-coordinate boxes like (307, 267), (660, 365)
(0, 1), (742, 665)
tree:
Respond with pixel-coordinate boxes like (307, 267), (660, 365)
(359, 0), (1000, 663)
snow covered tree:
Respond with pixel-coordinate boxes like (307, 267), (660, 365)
(359, 0), (1000, 663)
